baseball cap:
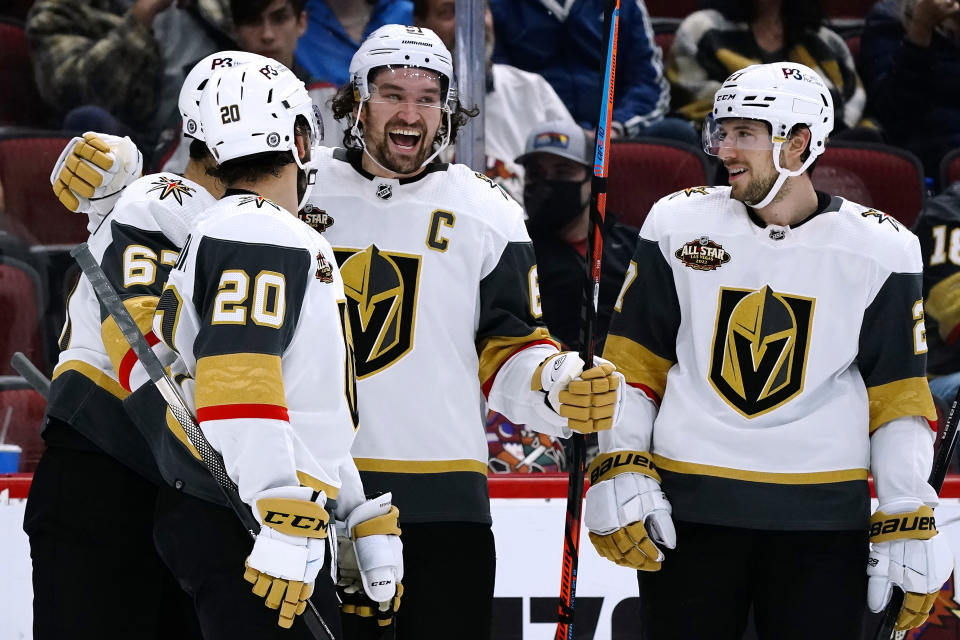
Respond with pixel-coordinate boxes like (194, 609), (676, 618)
(515, 119), (592, 167)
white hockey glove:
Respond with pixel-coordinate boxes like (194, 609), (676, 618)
(867, 501), (953, 631)
(244, 486), (329, 629)
(50, 131), (142, 218)
(584, 451), (675, 571)
(337, 493), (404, 627)
(531, 352), (624, 434)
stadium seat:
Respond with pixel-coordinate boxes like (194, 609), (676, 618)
(811, 141), (926, 228)
(0, 257), (46, 376)
(644, 0), (699, 19)
(824, 0), (875, 19)
(0, 375), (46, 472)
(0, 128), (87, 246)
(608, 138), (711, 229)
(941, 147), (960, 188)
(0, 18), (48, 127)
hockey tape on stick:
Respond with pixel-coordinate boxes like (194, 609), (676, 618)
(70, 243), (336, 640)
(556, 2), (620, 639)
(874, 399), (960, 640)
(10, 352), (50, 399)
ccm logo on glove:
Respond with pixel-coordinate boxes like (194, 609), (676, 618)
(258, 498), (329, 538)
(589, 451), (659, 485)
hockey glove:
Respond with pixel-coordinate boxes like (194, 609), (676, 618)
(531, 352), (624, 434)
(584, 451), (675, 571)
(337, 493), (404, 627)
(50, 131), (142, 217)
(867, 502), (953, 630)
(244, 486), (329, 629)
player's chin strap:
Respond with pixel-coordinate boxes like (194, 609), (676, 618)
(350, 101), (452, 178)
(746, 141), (818, 210)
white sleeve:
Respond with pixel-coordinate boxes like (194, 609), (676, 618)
(486, 344), (565, 435)
(871, 415), (938, 512)
(598, 387), (658, 453)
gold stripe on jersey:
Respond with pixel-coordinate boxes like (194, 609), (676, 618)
(52, 359), (129, 399)
(602, 334), (673, 399)
(926, 272), (960, 341)
(194, 353), (287, 410)
(296, 470), (340, 500)
(101, 295), (158, 374)
(477, 329), (557, 388)
(653, 455), (868, 484)
(867, 377), (937, 433)
(354, 458), (488, 475)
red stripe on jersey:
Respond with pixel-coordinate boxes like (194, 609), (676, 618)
(628, 381), (661, 407)
(119, 331), (161, 392)
(197, 403), (290, 423)
(481, 339), (558, 398)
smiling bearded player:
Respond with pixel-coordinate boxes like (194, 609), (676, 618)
(313, 24), (626, 640)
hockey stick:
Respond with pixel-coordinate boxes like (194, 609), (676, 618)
(70, 243), (336, 640)
(555, 2), (620, 638)
(10, 352), (50, 399)
(873, 394), (960, 640)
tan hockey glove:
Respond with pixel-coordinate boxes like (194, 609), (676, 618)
(244, 487), (330, 628)
(50, 131), (141, 216)
(532, 352), (624, 433)
(867, 504), (953, 631)
(584, 451), (675, 571)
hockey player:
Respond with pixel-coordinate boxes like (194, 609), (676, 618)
(586, 61), (953, 638)
(147, 59), (401, 638)
(23, 51), (262, 640)
(320, 25), (624, 638)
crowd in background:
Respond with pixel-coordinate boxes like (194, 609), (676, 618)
(2, 0), (960, 473)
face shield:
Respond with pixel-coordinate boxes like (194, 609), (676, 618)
(296, 104), (325, 210)
(701, 114), (776, 157)
(367, 66), (447, 113)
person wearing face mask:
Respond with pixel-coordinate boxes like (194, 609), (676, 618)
(517, 119), (640, 353)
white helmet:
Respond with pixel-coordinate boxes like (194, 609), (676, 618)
(348, 24), (457, 172)
(703, 62), (834, 208)
(179, 51), (268, 140)
(199, 59), (323, 209)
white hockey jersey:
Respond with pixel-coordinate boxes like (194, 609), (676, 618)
(601, 187), (937, 530)
(156, 191), (359, 509)
(307, 148), (558, 523)
(47, 172), (212, 479)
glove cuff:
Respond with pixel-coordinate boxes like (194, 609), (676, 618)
(352, 505), (402, 540)
(255, 487), (329, 539)
(588, 451), (660, 485)
(869, 505), (937, 543)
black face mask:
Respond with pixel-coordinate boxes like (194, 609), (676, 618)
(523, 179), (588, 235)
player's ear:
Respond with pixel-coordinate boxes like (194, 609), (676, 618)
(295, 131), (309, 163)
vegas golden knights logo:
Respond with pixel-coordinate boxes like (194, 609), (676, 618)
(709, 286), (815, 418)
(334, 245), (421, 379)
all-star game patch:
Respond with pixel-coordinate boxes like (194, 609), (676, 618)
(147, 176), (196, 205)
(675, 236), (731, 271)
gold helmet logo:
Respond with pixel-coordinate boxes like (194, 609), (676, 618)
(335, 245), (421, 378)
(709, 285), (815, 417)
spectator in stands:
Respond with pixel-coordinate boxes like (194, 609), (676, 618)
(27, 1), (233, 151)
(414, 0), (577, 203)
(295, 0), (412, 88)
(668, 0), (873, 139)
(490, 0), (698, 145)
(517, 119), (639, 353)
(861, 0), (960, 184)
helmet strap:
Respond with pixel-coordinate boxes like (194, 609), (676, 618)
(353, 101), (453, 177)
(747, 141), (816, 210)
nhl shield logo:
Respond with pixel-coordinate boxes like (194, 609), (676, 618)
(708, 285), (815, 418)
(334, 245), (421, 378)
(675, 236), (731, 271)
(376, 183), (393, 200)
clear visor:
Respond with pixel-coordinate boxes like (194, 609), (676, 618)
(701, 115), (775, 156)
(368, 65), (446, 110)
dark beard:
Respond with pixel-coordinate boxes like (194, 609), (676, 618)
(739, 170), (780, 206)
(370, 135), (432, 175)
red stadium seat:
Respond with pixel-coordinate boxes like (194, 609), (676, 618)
(0, 375), (46, 472)
(0, 128), (87, 246)
(608, 138), (711, 229)
(824, 0), (875, 19)
(654, 31), (676, 59)
(644, 0), (699, 19)
(0, 18), (49, 127)
(941, 147), (960, 188)
(0, 257), (46, 375)
(812, 141), (926, 228)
